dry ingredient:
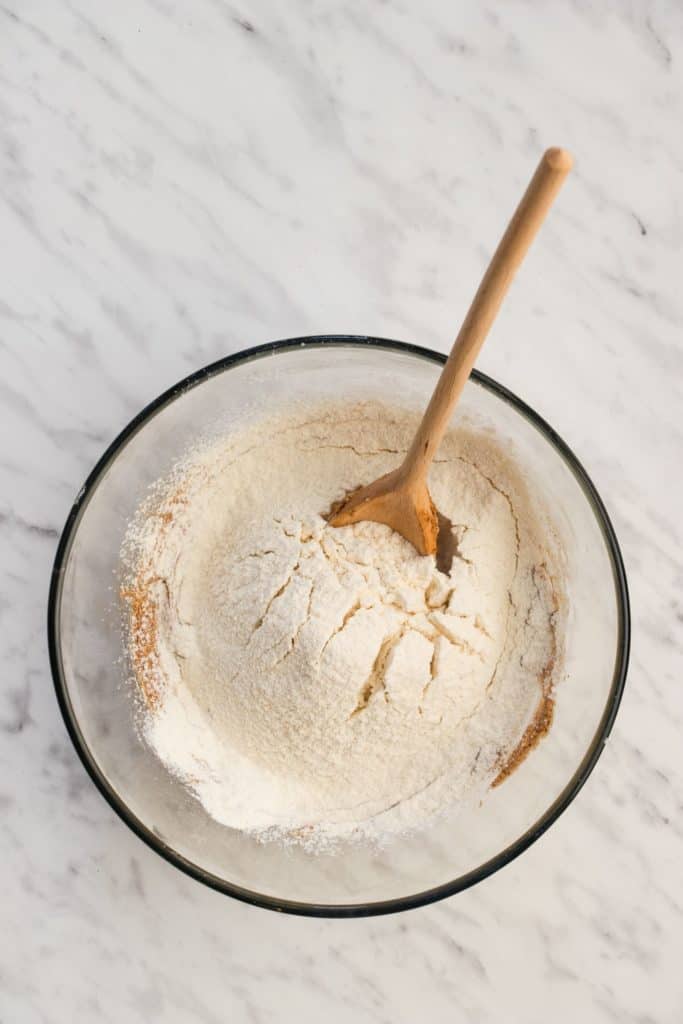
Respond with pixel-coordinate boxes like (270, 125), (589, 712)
(123, 400), (564, 849)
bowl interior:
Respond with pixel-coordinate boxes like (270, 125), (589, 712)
(50, 340), (628, 914)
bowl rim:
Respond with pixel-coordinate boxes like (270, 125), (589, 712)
(47, 335), (630, 918)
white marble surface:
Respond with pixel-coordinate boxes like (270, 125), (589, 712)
(1, 1), (681, 1020)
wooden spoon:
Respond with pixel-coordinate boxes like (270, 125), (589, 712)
(328, 147), (573, 560)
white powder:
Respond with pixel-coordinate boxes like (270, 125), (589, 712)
(123, 400), (564, 848)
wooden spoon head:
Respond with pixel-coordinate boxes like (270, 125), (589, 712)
(328, 469), (439, 556)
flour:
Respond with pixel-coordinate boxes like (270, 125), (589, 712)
(123, 400), (564, 848)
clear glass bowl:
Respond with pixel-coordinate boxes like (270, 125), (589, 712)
(48, 338), (630, 916)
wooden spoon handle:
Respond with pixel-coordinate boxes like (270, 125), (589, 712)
(401, 147), (572, 485)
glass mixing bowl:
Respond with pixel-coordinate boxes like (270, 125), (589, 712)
(48, 338), (630, 916)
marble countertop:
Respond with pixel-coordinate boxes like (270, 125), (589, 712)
(2, 2), (681, 1021)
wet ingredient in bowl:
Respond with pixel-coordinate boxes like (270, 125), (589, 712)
(123, 400), (564, 848)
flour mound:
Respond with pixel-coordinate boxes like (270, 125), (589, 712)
(123, 401), (563, 848)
